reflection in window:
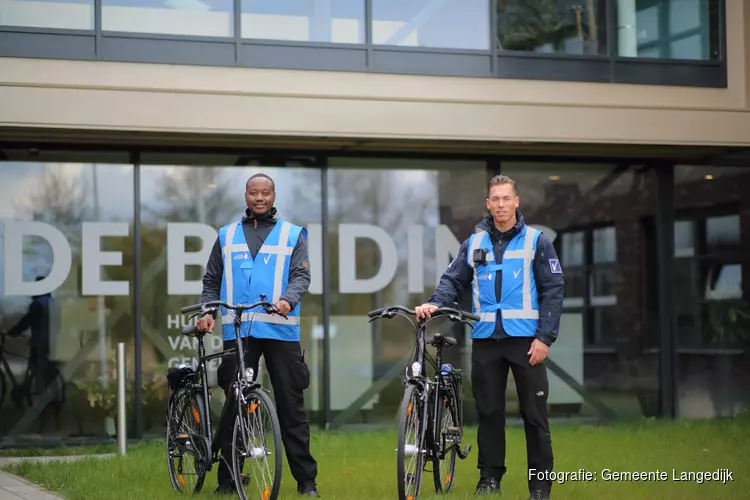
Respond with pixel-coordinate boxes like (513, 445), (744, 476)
(0, 156), (134, 440)
(562, 231), (584, 267)
(706, 215), (740, 247)
(497, 0), (607, 55)
(372, 0), (489, 50)
(102, 0), (234, 37)
(617, 0), (720, 60)
(241, 0), (365, 43)
(0, 0), (94, 30)
(593, 226), (616, 263)
(674, 220), (694, 257)
(704, 263), (741, 301)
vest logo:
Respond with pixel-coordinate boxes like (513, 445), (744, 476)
(513, 269), (521, 279)
(479, 273), (493, 280)
(263, 255), (271, 265)
(233, 253), (249, 261)
(549, 259), (562, 274)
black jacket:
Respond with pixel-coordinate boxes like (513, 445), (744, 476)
(428, 210), (564, 346)
(200, 207), (311, 310)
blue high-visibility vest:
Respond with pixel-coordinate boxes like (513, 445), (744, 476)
(218, 218), (306, 342)
(467, 225), (541, 339)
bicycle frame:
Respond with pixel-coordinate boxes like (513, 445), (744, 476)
(368, 306), (477, 463)
(178, 295), (283, 470)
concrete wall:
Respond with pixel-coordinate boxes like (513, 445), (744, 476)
(0, 2), (749, 148)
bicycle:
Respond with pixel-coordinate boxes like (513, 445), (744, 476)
(368, 305), (479, 500)
(165, 294), (283, 500)
(0, 331), (66, 428)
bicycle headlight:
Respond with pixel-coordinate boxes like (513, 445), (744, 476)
(244, 368), (254, 381)
(411, 362), (421, 377)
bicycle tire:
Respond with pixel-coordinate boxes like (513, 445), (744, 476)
(432, 383), (459, 494)
(397, 383), (426, 500)
(166, 387), (209, 494)
(233, 387), (283, 500)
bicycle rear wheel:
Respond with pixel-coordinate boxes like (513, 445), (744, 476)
(432, 383), (460, 494)
(397, 383), (426, 500)
(166, 387), (209, 493)
(232, 387), (282, 500)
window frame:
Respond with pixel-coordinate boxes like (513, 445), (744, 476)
(558, 223), (618, 348)
(0, 0), (727, 87)
(673, 207), (744, 347)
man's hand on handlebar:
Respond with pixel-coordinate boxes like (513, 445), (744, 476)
(415, 303), (439, 321)
(197, 313), (215, 333)
(274, 300), (291, 316)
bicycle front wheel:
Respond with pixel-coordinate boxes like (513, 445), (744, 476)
(397, 383), (426, 500)
(232, 387), (282, 500)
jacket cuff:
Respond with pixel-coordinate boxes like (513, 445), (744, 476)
(535, 331), (556, 347)
(279, 295), (297, 310)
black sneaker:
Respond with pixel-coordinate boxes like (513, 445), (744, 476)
(211, 484), (235, 496)
(475, 477), (500, 495)
(529, 490), (550, 500)
(297, 480), (320, 497)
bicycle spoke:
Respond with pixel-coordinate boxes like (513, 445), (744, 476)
(233, 390), (281, 500)
(167, 390), (205, 493)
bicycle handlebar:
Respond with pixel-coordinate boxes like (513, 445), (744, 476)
(368, 305), (481, 323)
(179, 298), (285, 336)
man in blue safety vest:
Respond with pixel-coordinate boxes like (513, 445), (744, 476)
(415, 175), (564, 500)
(197, 173), (319, 497)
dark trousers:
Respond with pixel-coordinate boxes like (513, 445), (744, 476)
(215, 336), (318, 487)
(471, 337), (554, 493)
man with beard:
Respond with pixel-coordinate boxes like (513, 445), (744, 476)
(197, 173), (319, 497)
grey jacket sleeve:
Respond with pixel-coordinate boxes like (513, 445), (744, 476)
(279, 232), (311, 310)
(200, 236), (223, 309)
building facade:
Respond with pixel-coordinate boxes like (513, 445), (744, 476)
(0, 0), (749, 446)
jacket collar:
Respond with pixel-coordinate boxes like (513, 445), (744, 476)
(476, 209), (526, 239)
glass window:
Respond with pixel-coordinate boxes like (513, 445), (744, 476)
(0, 0), (94, 30)
(617, 0), (721, 60)
(372, 0), (490, 50)
(674, 220), (694, 257)
(102, 0), (234, 37)
(241, 0), (365, 44)
(674, 165), (749, 419)
(561, 231), (584, 267)
(501, 162), (654, 419)
(0, 151), (134, 442)
(706, 214), (740, 247)
(138, 157), (323, 427)
(326, 158), (486, 426)
(497, 0), (607, 55)
(593, 226), (616, 263)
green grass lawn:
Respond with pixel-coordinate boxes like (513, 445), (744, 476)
(4, 417), (749, 500)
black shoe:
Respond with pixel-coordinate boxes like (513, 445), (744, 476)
(529, 490), (550, 500)
(475, 477), (500, 495)
(211, 484), (236, 496)
(297, 480), (320, 497)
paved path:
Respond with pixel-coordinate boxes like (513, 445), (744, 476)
(0, 470), (62, 500)
(0, 454), (114, 500)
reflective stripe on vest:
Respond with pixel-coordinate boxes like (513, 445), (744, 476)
(219, 218), (304, 341)
(468, 226), (540, 338)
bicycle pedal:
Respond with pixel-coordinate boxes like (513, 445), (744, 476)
(457, 444), (472, 460)
(445, 426), (462, 440)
